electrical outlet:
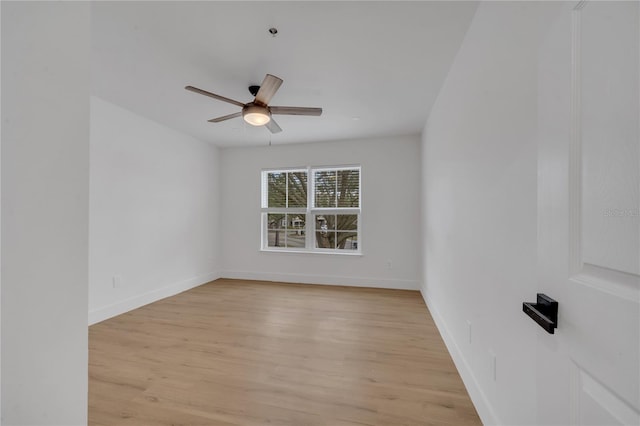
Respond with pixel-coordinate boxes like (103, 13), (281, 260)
(467, 320), (472, 344)
(112, 275), (122, 289)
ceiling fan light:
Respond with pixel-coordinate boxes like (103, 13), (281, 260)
(243, 104), (271, 126)
(244, 112), (270, 126)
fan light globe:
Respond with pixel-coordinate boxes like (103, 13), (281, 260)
(243, 104), (271, 126)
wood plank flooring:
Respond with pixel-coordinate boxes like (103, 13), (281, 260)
(89, 279), (480, 425)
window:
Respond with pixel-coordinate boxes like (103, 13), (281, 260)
(261, 166), (361, 253)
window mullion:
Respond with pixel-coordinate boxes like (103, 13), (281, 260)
(262, 208), (306, 214)
(306, 166), (313, 249)
(309, 208), (361, 215)
(335, 170), (338, 208)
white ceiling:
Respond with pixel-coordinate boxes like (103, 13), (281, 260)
(91, 1), (477, 147)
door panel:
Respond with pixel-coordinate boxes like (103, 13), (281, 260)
(580, 1), (639, 276)
(537, 1), (639, 424)
(572, 363), (640, 425)
(566, 283), (639, 418)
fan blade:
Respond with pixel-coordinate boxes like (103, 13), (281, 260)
(208, 111), (242, 123)
(185, 86), (245, 108)
(270, 106), (322, 116)
(265, 118), (282, 134)
(254, 74), (283, 106)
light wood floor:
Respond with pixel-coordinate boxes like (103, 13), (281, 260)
(89, 279), (480, 425)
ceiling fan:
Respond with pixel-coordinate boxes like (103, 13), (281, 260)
(185, 74), (322, 134)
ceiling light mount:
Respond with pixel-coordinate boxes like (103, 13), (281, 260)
(248, 85), (260, 97)
(268, 27), (278, 37)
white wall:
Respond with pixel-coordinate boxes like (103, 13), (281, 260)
(1, 2), (3, 420)
(221, 135), (421, 289)
(89, 97), (220, 324)
(1, 2), (90, 424)
(420, 2), (560, 424)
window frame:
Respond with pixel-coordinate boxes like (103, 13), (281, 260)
(261, 165), (362, 255)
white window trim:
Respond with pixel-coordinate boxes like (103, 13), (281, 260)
(260, 165), (362, 255)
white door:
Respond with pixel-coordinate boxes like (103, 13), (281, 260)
(537, 1), (639, 425)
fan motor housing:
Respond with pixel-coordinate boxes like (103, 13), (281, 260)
(242, 103), (271, 126)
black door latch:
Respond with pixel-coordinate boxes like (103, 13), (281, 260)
(523, 293), (558, 334)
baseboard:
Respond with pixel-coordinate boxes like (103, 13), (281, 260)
(220, 270), (420, 290)
(420, 287), (499, 426)
(88, 271), (221, 325)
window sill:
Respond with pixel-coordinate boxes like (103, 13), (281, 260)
(260, 248), (363, 256)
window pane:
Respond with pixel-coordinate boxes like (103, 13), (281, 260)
(337, 232), (358, 250)
(286, 214), (306, 231)
(287, 172), (307, 208)
(286, 230), (305, 248)
(268, 213), (285, 229)
(267, 172), (287, 208)
(268, 230), (285, 247)
(314, 170), (337, 207)
(315, 230), (336, 249)
(337, 169), (360, 207)
(336, 215), (357, 231)
(315, 214), (335, 231)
